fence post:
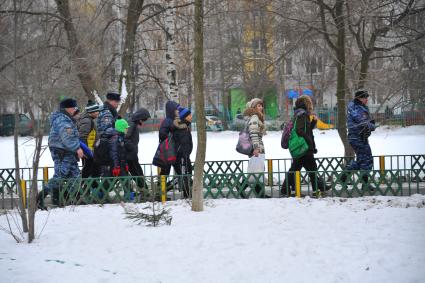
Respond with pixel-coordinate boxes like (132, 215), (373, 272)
(161, 175), (166, 204)
(43, 167), (49, 183)
(295, 171), (301, 198)
(20, 180), (26, 208)
(267, 159), (273, 186)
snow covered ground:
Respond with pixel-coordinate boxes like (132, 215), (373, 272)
(1, 125), (424, 168)
(1, 126), (425, 282)
(1, 196), (425, 283)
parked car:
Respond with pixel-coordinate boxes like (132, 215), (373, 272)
(206, 115), (223, 131)
(0, 113), (33, 136)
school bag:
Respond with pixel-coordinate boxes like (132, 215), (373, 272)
(236, 121), (253, 156)
(280, 119), (293, 149)
(288, 116), (309, 159)
(152, 133), (177, 168)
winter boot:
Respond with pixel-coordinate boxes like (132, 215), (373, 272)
(361, 175), (376, 193)
(36, 191), (48, 211)
(255, 184), (271, 198)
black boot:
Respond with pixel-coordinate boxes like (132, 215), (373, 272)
(36, 191), (48, 211)
(361, 175), (376, 193)
(255, 184), (271, 198)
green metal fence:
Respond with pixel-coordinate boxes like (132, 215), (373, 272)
(2, 165), (425, 209)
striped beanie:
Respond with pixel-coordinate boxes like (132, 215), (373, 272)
(85, 100), (101, 113)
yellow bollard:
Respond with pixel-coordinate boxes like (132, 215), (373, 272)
(295, 171), (301, 198)
(161, 175), (166, 204)
(379, 156), (385, 174)
(379, 156), (385, 184)
(20, 180), (27, 208)
(43, 167), (49, 183)
(267, 159), (273, 186)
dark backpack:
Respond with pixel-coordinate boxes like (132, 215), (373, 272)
(152, 133), (177, 168)
(93, 137), (110, 165)
(281, 119), (293, 149)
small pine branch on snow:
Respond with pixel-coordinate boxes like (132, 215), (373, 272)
(122, 203), (172, 227)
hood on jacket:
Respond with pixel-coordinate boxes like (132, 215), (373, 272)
(131, 108), (151, 122)
(165, 101), (179, 119)
(295, 95), (313, 113)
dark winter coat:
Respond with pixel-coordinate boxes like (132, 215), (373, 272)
(124, 108), (151, 160)
(293, 96), (317, 155)
(347, 98), (376, 142)
(159, 101), (179, 142)
(173, 121), (193, 157)
(48, 110), (80, 153)
(104, 128), (127, 169)
(98, 101), (118, 136)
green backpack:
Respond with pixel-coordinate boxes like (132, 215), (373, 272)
(288, 116), (309, 159)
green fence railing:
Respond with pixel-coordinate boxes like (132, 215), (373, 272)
(2, 167), (425, 209)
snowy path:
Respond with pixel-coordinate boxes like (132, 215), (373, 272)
(1, 196), (425, 283)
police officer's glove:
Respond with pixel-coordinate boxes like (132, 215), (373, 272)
(112, 167), (121, 177)
(370, 119), (375, 125)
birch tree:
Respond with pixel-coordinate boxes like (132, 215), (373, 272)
(192, 0), (204, 212)
(165, 0), (179, 102)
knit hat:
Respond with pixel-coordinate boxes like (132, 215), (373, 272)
(354, 89), (369, 99)
(60, 98), (77, 109)
(115, 119), (129, 133)
(246, 98), (263, 109)
(178, 106), (191, 120)
(106, 92), (121, 101)
(85, 100), (101, 113)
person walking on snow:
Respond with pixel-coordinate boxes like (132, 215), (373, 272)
(241, 98), (269, 198)
(340, 89), (376, 191)
(37, 98), (83, 209)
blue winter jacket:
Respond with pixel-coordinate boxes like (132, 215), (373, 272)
(48, 110), (80, 152)
(98, 101), (118, 136)
(159, 101), (179, 142)
(347, 99), (376, 141)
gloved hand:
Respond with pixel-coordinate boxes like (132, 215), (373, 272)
(125, 165), (129, 172)
(112, 167), (121, 177)
(313, 148), (318, 154)
(370, 119), (375, 125)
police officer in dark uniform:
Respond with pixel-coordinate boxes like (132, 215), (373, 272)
(342, 89), (376, 190)
(37, 98), (83, 209)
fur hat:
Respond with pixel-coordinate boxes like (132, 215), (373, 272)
(354, 89), (369, 99)
(295, 95), (313, 112)
(85, 100), (101, 113)
(106, 92), (121, 101)
(246, 98), (263, 109)
(60, 98), (77, 109)
(178, 106), (191, 120)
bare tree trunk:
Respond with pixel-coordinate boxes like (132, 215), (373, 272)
(192, 0), (204, 212)
(357, 51), (371, 89)
(334, 0), (352, 157)
(165, 0), (179, 102)
(118, 0), (144, 116)
(13, 0), (28, 233)
(55, 0), (101, 104)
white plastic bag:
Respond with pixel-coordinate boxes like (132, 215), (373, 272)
(247, 154), (265, 183)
